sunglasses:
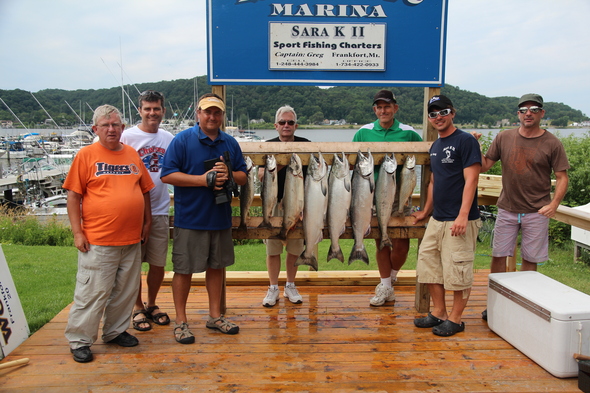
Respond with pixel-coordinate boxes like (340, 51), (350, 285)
(518, 106), (542, 114)
(277, 120), (296, 126)
(427, 108), (452, 119)
(139, 90), (164, 99)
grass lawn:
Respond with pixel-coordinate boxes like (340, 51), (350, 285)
(2, 239), (589, 334)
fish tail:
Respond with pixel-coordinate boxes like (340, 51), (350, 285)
(238, 220), (247, 231)
(327, 244), (344, 263)
(269, 228), (287, 240)
(348, 245), (369, 265)
(296, 251), (318, 271)
(257, 219), (272, 229)
(379, 235), (393, 251)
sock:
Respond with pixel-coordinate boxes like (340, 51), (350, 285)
(380, 277), (392, 288)
(391, 269), (399, 282)
(270, 284), (279, 290)
(286, 282), (295, 288)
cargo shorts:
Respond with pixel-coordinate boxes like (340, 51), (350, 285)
(416, 217), (481, 291)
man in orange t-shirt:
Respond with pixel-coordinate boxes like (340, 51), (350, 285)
(63, 105), (154, 363)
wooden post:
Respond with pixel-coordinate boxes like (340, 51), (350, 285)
(212, 85), (228, 315)
(415, 86), (440, 313)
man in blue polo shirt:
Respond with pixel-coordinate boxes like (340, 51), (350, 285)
(353, 90), (423, 307)
(161, 93), (247, 343)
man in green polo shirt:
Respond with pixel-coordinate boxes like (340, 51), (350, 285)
(353, 89), (423, 307)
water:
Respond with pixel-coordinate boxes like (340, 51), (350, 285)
(252, 126), (590, 142)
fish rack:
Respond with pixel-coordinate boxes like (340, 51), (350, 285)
(232, 141), (433, 311)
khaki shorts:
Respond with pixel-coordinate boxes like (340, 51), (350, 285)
(416, 217), (481, 291)
(265, 238), (305, 256)
(141, 215), (169, 267)
(172, 227), (234, 274)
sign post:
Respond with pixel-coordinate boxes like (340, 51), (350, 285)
(0, 246), (30, 359)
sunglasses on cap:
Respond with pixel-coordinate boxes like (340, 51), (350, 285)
(277, 120), (296, 126)
(518, 106), (542, 114)
(427, 108), (452, 119)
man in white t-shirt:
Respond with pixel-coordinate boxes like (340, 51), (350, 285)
(121, 90), (174, 331)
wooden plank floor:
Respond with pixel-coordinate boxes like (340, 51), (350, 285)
(0, 271), (580, 392)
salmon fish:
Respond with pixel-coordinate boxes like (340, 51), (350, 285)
(258, 155), (278, 228)
(398, 155), (417, 215)
(375, 153), (397, 250)
(296, 152), (329, 271)
(238, 155), (255, 230)
(348, 149), (374, 265)
(327, 152), (351, 263)
(272, 153), (304, 240)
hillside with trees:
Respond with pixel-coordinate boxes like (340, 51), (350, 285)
(0, 76), (587, 128)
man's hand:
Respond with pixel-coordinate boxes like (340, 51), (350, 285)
(73, 232), (90, 253)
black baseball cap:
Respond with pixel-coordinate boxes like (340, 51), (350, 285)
(373, 90), (397, 105)
(428, 95), (454, 111)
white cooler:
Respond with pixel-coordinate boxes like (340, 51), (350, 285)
(488, 271), (590, 378)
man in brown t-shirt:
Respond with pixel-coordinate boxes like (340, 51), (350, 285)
(477, 94), (569, 319)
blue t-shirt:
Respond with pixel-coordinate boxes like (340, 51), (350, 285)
(161, 124), (247, 230)
(429, 128), (481, 221)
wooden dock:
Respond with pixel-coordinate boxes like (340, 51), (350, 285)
(0, 270), (580, 392)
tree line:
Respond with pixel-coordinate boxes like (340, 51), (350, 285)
(0, 75), (587, 129)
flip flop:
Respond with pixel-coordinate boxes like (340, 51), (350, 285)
(433, 320), (465, 337)
(414, 312), (445, 328)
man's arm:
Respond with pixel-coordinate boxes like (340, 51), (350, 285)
(412, 172), (434, 223)
(66, 190), (89, 252)
(141, 192), (152, 244)
(161, 160), (228, 189)
(450, 163), (480, 237)
(538, 170), (568, 218)
(470, 131), (498, 173)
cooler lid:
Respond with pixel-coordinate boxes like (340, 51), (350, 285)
(489, 271), (590, 321)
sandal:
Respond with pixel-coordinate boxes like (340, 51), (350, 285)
(144, 303), (171, 326)
(174, 322), (195, 344)
(206, 316), (239, 335)
(414, 312), (445, 328)
(132, 309), (152, 331)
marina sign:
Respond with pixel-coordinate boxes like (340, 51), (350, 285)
(207, 0), (448, 86)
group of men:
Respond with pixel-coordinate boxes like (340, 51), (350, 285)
(63, 88), (569, 363)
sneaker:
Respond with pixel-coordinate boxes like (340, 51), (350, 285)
(369, 283), (395, 306)
(284, 284), (303, 304)
(106, 331), (139, 347)
(263, 286), (280, 307)
(70, 346), (93, 363)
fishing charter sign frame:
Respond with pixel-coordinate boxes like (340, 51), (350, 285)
(0, 246), (29, 359)
(207, 0), (448, 86)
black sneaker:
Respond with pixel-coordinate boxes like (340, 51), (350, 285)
(106, 331), (139, 347)
(70, 346), (93, 363)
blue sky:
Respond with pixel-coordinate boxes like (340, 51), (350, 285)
(1, 0), (589, 117)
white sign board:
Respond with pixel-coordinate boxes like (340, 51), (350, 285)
(269, 22), (386, 71)
(0, 246), (30, 359)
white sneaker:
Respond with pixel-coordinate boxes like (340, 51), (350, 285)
(369, 283), (395, 306)
(283, 284), (303, 304)
(263, 287), (280, 307)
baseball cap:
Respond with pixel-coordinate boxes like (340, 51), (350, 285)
(427, 95), (454, 111)
(373, 90), (396, 105)
(518, 93), (543, 108)
(199, 96), (226, 112)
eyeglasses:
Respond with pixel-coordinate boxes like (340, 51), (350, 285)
(277, 120), (296, 126)
(427, 108), (452, 119)
(97, 123), (122, 129)
(518, 106), (542, 114)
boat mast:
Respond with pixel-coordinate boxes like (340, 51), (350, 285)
(30, 92), (61, 130)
